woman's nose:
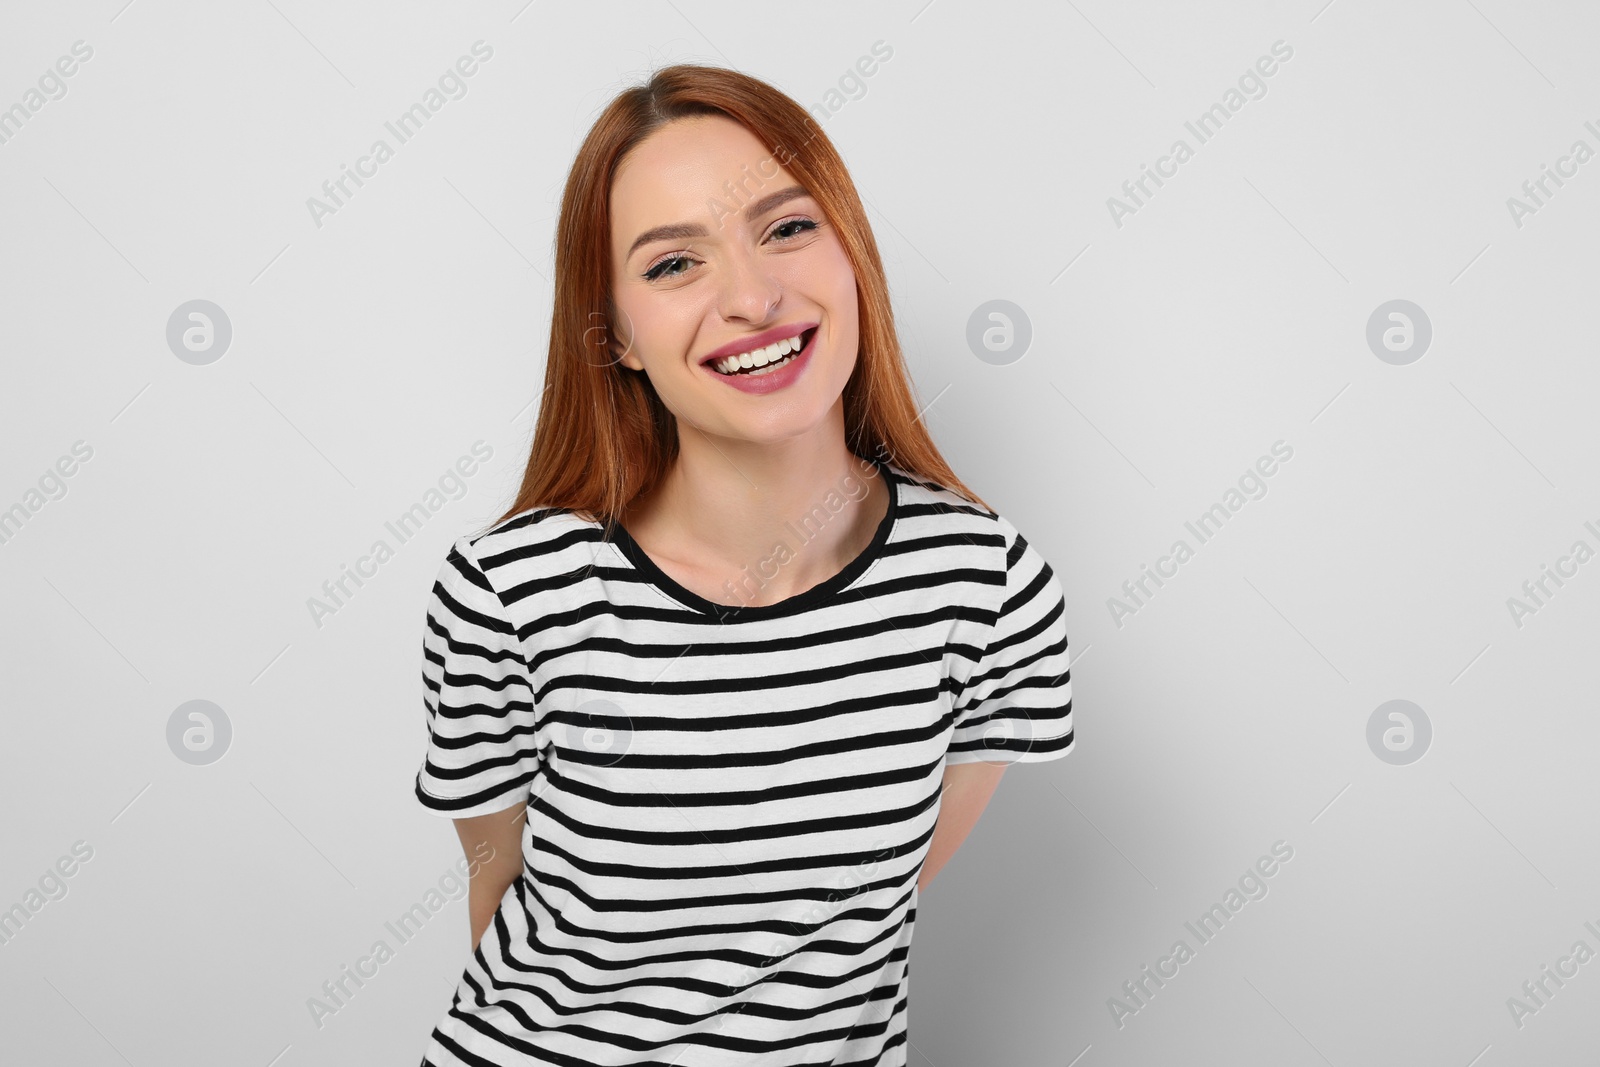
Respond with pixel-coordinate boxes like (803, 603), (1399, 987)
(717, 247), (783, 324)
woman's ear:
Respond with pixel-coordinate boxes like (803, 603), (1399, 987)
(608, 305), (639, 370)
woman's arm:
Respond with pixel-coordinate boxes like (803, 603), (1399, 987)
(452, 805), (527, 949)
(917, 761), (1009, 892)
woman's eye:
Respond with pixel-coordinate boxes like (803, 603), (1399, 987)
(644, 254), (695, 282)
(642, 219), (817, 282)
(770, 217), (818, 241)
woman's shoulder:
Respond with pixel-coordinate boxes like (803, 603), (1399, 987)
(885, 461), (1008, 539)
(437, 504), (609, 588)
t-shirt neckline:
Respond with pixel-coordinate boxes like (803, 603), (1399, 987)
(607, 457), (899, 621)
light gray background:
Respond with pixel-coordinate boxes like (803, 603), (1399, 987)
(2, 1), (1597, 1064)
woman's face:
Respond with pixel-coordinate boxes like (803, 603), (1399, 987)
(609, 114), (860, 449)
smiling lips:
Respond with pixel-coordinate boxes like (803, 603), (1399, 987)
(709, 331), (813, 376)
(701, 324), (817, 376)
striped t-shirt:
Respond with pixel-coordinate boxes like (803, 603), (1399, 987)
(414, 458), (1074, 1066)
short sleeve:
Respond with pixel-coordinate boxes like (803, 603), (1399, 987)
(947, 517), (1075, 766)
(414, 536), (542, 818)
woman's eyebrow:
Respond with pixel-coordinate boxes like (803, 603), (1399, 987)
(626, 221), (704, 260)
(626, 185), (811, 259)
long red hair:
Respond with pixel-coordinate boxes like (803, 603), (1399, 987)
(492, 63), (990, 534)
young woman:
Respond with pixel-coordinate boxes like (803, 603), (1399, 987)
(413, 63), (1075, 1066)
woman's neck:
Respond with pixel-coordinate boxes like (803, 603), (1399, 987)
(619, 438), (887, 608)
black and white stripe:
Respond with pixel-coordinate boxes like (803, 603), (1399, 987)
(415, 460), (1074, 1065)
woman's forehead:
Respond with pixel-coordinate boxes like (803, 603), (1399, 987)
(611, 117), (804, 250)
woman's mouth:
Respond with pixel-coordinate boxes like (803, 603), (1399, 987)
(705, 327), (816, 377)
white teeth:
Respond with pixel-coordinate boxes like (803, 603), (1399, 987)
(711, 332), (807, 375)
